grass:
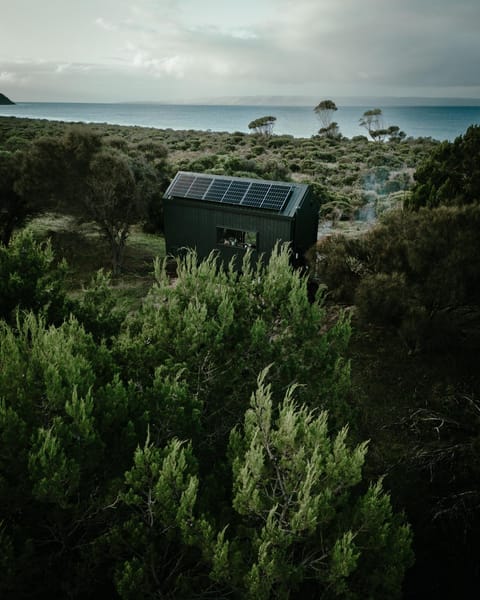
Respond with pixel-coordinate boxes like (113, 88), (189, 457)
(27, 213), (166, 309)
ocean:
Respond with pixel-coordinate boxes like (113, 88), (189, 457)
(1, 102), (480, 141)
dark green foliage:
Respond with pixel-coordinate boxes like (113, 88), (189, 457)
(248, 116), (277, 136)
(0, 240), (414, 599)
(410, 125), (480, 209)
(312, 205), (480, 350)
(0, 229), (69, 324)
(13, 124), (168, 273)
(221, 370), (412, 599)
(73, 269), (126, 341)
(355, 272), (410, 327)
(307, 234), (366, 302)
(84, 148), (138, 274)
(115, 245), (352, 445)
(0, 151), (33, 245)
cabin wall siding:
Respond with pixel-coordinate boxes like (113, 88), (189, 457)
(164, 199), (293, 263)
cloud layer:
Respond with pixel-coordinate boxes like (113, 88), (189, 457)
(1, 0), (479, 101)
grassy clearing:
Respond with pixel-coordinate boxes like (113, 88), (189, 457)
(27, 213), (165, 309)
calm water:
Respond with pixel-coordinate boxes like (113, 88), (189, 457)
(1, 102), (480, 141)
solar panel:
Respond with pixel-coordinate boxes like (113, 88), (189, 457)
(242, 183), (271, 207)
(187, 176), (212, 199)
(169, 173), (196, 197)
(261, 186), (291, 211)
(206, 178), (230, 202)
(167, 173), (292, 213)
(225, 181), (250, 204)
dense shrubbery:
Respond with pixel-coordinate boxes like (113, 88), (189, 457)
(0, 244), (413, 598)
(1, 115), (478, 598)
(311, 205), (480, 350)
(307, 128), (480, 597)
(410, 125), (480, 209)
(0, 115), (439, 240)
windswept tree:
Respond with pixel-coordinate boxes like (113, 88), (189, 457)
(314, 99), (341, 138)
(248, 115), (277, 136)
(359, 109), (405, 142)
(359, 108), (385, 141)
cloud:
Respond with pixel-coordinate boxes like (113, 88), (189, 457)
(0, 71), (17, 83)
(0, 69), (29, 86)
(55, 63), (93, 75)
(3, 0), (480, 101)
(95, 17), (117, 31)
(126, 44), (189, 78)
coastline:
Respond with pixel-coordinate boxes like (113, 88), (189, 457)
(1, 102), (480, 141)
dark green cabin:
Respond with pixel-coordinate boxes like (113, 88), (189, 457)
(163, 171), (318, 266)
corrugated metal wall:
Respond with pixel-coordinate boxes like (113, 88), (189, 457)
(164, 199), (293, 263)
(291, 188), (319, 257)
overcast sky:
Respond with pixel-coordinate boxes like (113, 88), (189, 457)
(1, 0), (480, 103)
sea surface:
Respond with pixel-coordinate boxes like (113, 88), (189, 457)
(1, 102), (480, 141)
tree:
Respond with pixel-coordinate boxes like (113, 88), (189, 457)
(359, 109), (405, 143)
(248, 116), (277, 136)
(116, 244), (353, 452)
(386, 125), (406, 143)
(359, 108), (384, 141)
(18, 126), (166, 273)
(84, 149), (139, 275)
(105, 371), (413, 600)
(314, 100), (341, 138)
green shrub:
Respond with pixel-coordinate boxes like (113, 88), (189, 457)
(0, 230), (69, 324)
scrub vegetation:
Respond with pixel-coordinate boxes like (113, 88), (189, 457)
(0, 114), (478, 598)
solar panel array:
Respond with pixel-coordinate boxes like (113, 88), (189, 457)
(167, 173), (292, 213)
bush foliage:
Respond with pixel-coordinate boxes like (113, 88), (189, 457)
(0, 244), (413, 598)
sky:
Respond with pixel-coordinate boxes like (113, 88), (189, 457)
(1, 0), (480, 103)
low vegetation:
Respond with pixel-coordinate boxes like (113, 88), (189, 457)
(0, 115), (479, 598)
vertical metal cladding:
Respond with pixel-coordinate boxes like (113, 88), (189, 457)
(163, 172), (318, 266)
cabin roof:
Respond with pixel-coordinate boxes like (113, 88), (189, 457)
(164, 171), (310, 218)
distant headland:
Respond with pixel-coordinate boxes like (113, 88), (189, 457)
(0, 93), (15, 105)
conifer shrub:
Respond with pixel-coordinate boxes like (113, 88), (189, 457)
(0, 229), (69, 324)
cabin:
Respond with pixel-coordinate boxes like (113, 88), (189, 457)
(163, 171), (318, 267)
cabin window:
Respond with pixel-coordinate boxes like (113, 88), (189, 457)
(216, 227), (257, 249)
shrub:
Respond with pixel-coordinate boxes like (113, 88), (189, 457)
(0, 230), (69, 324)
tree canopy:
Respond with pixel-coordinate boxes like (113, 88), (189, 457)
(17, 126), (167, 273)
(314, 100), (341, 139)
(248, 115), (277, 136)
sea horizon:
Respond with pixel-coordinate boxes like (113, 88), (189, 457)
(2, 100), (480, 141)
